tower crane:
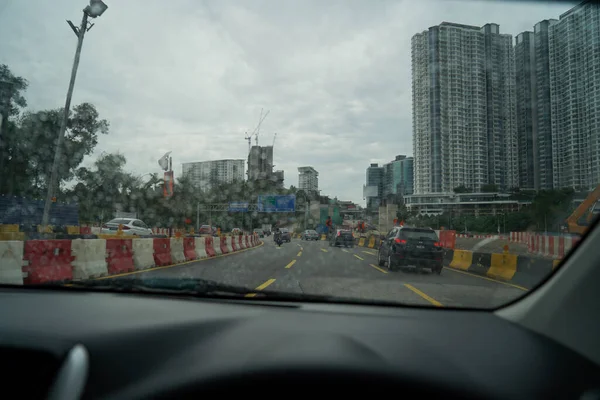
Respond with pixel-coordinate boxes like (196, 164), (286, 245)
(244, 108), (270, 154)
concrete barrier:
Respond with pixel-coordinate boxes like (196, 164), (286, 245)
(0, 241), (25, 285)
(169, 237), (186, 264)
(445, 249), (554, 289)
(132, 238), (155, 270)
(194, 237), (208, 259)
(0, 234), (264, 285)
(71, 238), (108, 279)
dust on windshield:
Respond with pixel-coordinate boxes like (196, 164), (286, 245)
(0, 0), (598, 308)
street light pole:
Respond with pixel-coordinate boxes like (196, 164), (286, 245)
(41, 11), (89, 228)
(0, 79), (14, 194)
(41, 1), (108, 228)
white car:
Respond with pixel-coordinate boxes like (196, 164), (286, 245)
(100, 218), (153, 236)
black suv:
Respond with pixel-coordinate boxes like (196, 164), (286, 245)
(377, 226), (443, 274)
(329, 229), (354, 248)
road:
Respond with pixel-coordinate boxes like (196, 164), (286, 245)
(105, 238), (527, 308)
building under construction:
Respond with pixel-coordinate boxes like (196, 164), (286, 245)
(247, 145), (284, 188)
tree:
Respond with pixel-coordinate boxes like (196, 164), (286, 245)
(0, 65), (29, 194)
(0, 64), (28, 116)
(453, 185), (469, 193)
(481, 184), (498, 193)
(66, 153), (132, 223)
(1, 102), (108, 197)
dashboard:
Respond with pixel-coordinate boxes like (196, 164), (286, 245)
(1, 287), (598, 399)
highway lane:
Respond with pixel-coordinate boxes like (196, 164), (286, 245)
(267, 239), (526, 308)
(102, 237), (527, 308)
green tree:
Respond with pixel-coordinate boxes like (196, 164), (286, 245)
(453, 185), (469, 193)
(481, 183), (498, 193)
(0, 64), (28, 116)
(2, 103), (108, 197)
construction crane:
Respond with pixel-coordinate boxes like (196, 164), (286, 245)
(565, 183), (600, 235)
(272, 132), (277, 147)
(244, 108), (270, 154)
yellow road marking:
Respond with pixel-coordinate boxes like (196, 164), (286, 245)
(404, 284), (443, 307)
(341, 249), (349, 253)
(285, 260), (296, 269)
(362, 250), (376, 256)
(297, 251), (302, 257)
(354, 254), (364, 261)
(443, 267), (528, 291)
(245, 278), (276, 297)
(369, 263), (388, 274)
(93, 241), (265, 280)
(320, 248), (328, 253)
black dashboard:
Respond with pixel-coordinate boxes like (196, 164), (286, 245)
(0, 287), (598, 399)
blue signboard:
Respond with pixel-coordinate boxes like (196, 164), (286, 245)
(257, 195), (296, 213)
(228, 201), (249, 212)
(0, 196), (79, 226)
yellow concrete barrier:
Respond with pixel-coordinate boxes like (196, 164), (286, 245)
(0, 232), (25, 241)
(368, 236), (375, 248)
(66, 226), (80, 235)
(358, 238), (366, 247)
(0, 224), (19, 233)
(488, 253), (518, 280)
(552, 259), (561, 270)
(449, 250), (473, 270)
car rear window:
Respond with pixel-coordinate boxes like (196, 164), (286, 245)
(107, 219), (131, 225)
(399, 229), (438, 241)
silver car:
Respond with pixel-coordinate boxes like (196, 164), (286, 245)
(100, 218), (153, 236)
(301, 229), (319, 240)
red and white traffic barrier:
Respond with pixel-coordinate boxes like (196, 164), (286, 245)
(0, 234), (263, 286)
(510, 231), (580, 259)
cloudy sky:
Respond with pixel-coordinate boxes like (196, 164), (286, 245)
(0, 0), (574, 204)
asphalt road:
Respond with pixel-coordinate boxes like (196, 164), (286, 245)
(107, 238), (527, 308)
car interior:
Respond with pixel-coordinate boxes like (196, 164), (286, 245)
(2, 0), (600, 398)
(0, 215), (598, 399)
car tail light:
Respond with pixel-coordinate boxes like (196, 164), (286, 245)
(394, 238), (407, 244)
(121, 225), (131, 230)
(337, 231), (340, 236)
(101, 224), (107, 229)
(434, 242), (441, 247)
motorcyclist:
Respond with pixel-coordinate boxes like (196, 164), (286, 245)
(274, 227), (283, 246)
(325, 216), (333, 238)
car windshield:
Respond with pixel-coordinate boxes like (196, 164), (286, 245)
(1, 0), (598, 310)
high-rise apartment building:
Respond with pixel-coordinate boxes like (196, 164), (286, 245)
(383, 155), (414, 198)
(182, 159), (245, 191)
(549, 1), (600, 190)
(515, 20), (557, 190)
(298, 166), (319, 192)
(412, 22), (518, 194)
(364, 163), (384, 211)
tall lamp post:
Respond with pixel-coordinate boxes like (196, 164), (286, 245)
(0, 79), (14, 193)
(41, 0), (108, 228)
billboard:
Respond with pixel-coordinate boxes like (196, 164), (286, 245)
(257, 195), (296, 212)
(229, 201), (249, 212)
(164, 171), (174, 198)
